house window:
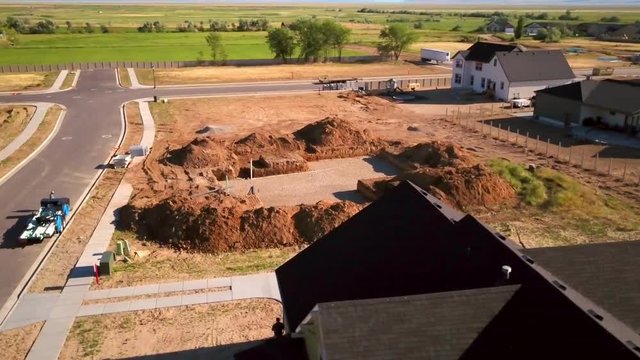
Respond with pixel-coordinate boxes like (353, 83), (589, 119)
(470, 75), (474, 86)
(455, 59), (463, 68)
(454, 73), (462, 84)
(481, 77), (486, 88)
(475, 62), (483, 71)
(493, 59), (497, 66)
(500, 81), (504, 90)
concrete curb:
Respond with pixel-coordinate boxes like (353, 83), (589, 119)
(0, 103), (65, 188)
(0, 99), (128, 328)
(0, 70), (74, 96)
(0, 103), (52, 163)
(0, 105), (67, 324)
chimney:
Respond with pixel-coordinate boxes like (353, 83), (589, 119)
(502, 265), (512, 280)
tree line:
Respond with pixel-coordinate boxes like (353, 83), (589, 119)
(205, 18), (419, 64)
(137, 18), (269, 33)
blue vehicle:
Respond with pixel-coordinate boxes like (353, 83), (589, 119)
(19, 197), (71, 244)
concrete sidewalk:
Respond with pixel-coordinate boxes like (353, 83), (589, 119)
(25, 182), (132, 360)
(0, 103), (52, 163)
(127, 68), (151, 89)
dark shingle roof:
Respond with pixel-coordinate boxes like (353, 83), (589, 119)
(315, 286), (520, 360)
(496, 50), (575, 82)
(463, 41), (522, 63)
(536, 79), (640, 114)
(523, 241), (640, 333)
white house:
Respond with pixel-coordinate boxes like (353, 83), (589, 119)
(505, 23), (515, 34)
(451, 41), (576, 101)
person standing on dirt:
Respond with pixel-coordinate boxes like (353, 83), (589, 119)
(272, 317), (285, 338)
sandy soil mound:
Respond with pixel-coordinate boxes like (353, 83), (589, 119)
(119, 194), (363, 254)
(399, 141), (474, 168)
(358, 164), (516, 210)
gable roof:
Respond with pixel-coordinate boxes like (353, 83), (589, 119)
(610, 24), (640, 38)
(274, 181), (640, 358)
(462, 41), (523, 63)
(536, 79), (640, 114)
(312, 286), (520, 360)
(496, 50), (575, 82)
(276, 181), (465, 332)
(523, 240), (640, 333)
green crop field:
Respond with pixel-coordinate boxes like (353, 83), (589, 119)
(0, 4), (639, 65)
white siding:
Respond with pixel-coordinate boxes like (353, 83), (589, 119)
(507, 79), (575, 100)
(451, 53), (466, 89)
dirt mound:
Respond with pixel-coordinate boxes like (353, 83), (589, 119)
(294, 117), (382, 159)
(356, 164), (516, 210)
(166, 137), (238, 174)
(400, 164), (517, 209)
(293, 201), (363, 243)
(233, 133), (301, 156)
(398, 141), (474, 168)
(119, 194), (363, 254)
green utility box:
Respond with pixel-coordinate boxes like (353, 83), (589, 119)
(99, 251), (115, 277)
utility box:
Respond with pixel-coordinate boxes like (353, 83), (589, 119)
(99, 251), (115, 276)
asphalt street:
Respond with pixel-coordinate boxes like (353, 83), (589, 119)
(0, 69), (318, 313)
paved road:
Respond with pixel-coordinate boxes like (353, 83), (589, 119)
(0, 69), (319, 314)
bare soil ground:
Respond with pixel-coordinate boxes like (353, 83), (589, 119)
(128, 90), (640, 251)
(59, 300), (280, 360)
(0, 322), (44, 360)
(135, 62), (449, 86)
(0, 105), (35, 151)
(0, 72), (58, 92)
(0, 105), (61, 181)
(28, 102), (142, 293)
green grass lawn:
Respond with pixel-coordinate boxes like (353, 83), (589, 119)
(0, 32), (364, 64)
(1, 4), (639, 64)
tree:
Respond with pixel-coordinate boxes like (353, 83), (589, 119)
(266, 27), (296, 63)
(4, 28), (19, 46)
(84, 22), (95, 34)
(29, 20), (56, 34)
(544, 27), (562, 43)
(205, 32), (227, 61)
(65, 20), (72, 31)
(326, 21), (350, 61)
(515, 16), (524, 39)
(533, 28), (548, 41)
(292, 18), (326, 62)
(100, 24), (109, 33)
(376, 24), (419, 61)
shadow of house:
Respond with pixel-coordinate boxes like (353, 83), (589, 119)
(237, 181), (640, 359)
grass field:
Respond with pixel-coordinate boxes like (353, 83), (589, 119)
(0, 72), (57, 91)
(0, 4), (639, 64)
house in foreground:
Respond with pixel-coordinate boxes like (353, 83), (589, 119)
(534, 79), (640, 133)
(451, 41), (576, 101)
(236, 181), (640, 360)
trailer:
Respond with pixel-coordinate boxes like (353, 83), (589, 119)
(420, 48), (450, 64)
(19, 197), (71, 244)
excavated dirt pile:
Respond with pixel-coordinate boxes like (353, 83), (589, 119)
(360, 141), (517, 210)
(163, 117), (383, 180)
(380, 141), (474, 171)
(293, 117), (382, 160)
(119, 194), (363, 254)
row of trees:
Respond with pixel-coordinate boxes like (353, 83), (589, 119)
(265, 19), (351, 62)
(137, 18), (269, 33)
(1, 16), (110, 35)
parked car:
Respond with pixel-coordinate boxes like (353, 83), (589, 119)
(510, 98), (532, 108)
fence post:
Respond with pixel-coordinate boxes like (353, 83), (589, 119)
(594, 152), (599, 171)
(622, 163), (627, 181)
(490, 122), (493, 138)
(546, 138), (550, 156)
(516, 129), (520, 145)
(608, 158), (612, 175)
(507, 126), (510, 142)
